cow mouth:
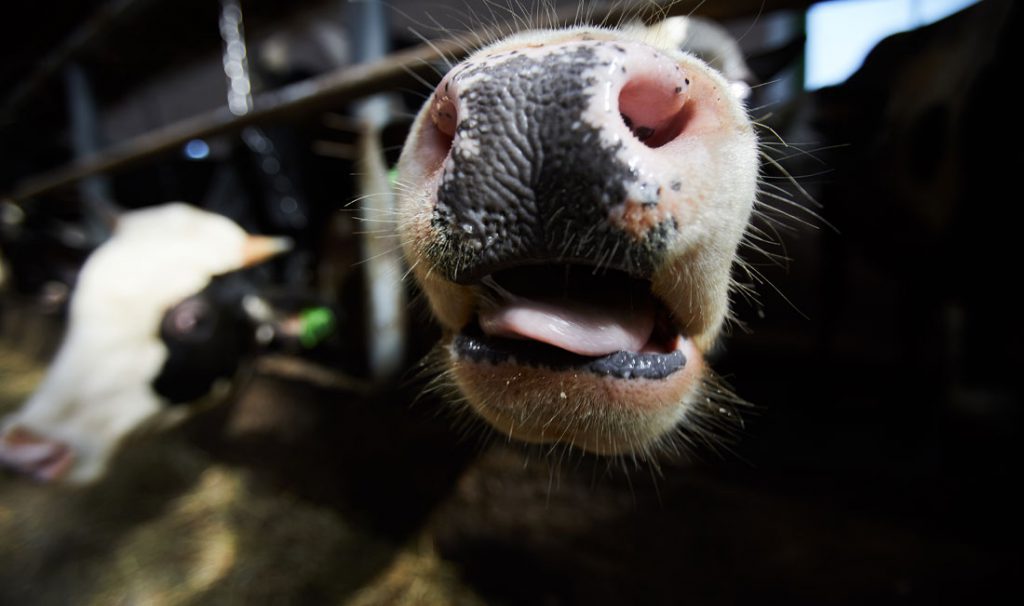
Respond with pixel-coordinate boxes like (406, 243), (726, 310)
(453, 264), (686, 380)
(0, 426), (75, 482)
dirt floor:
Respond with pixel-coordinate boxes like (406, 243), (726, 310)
(0, 303), (486, 605)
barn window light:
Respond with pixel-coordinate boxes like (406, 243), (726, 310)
(805, 0), (980, 90)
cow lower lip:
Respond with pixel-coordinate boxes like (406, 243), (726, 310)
(453, 322), (687, 380)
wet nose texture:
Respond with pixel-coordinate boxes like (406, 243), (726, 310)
(430, 43), (686, 283)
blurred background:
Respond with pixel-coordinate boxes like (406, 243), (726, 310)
(0, 0), (1020, 604)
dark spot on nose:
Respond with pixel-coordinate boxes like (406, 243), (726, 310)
(634, 126), (655, 141)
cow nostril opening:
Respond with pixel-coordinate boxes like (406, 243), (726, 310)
(414, 92), (457, 175)
(618, 76), (691, 148)
(431, 94), (458, 142)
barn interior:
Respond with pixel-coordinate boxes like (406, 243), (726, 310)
(0, 0), (1020, 604)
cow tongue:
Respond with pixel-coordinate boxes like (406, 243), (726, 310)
(478, 292), (656, 357)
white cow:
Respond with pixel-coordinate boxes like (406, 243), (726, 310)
(0, 203), (290, 483)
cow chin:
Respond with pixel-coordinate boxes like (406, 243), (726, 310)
(447, 337), (705, 456)
(409, 260), (726, 457)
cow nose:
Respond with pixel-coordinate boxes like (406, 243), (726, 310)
(429, 40), (699, 152)
(408, 38), (734, 282)
(0, 425), (75, 482)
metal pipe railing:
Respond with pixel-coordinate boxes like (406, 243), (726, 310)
(3, 0), (813, 204)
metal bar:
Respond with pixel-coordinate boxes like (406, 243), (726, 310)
(8, 36), (465, 202)
(349, 0), (407, 381)
(4, 0), (817, 203)
(255, 354), (372, 394)
(64, 63), (119, 243)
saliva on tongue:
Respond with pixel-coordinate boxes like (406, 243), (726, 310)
(477, 273), (658, 357)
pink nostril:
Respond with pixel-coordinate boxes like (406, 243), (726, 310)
(412, 80), (459, 176)
(618, 75), (692, 148)
(430, 84), (458, 140)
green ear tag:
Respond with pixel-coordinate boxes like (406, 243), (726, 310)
(299, 307), (336, 348)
